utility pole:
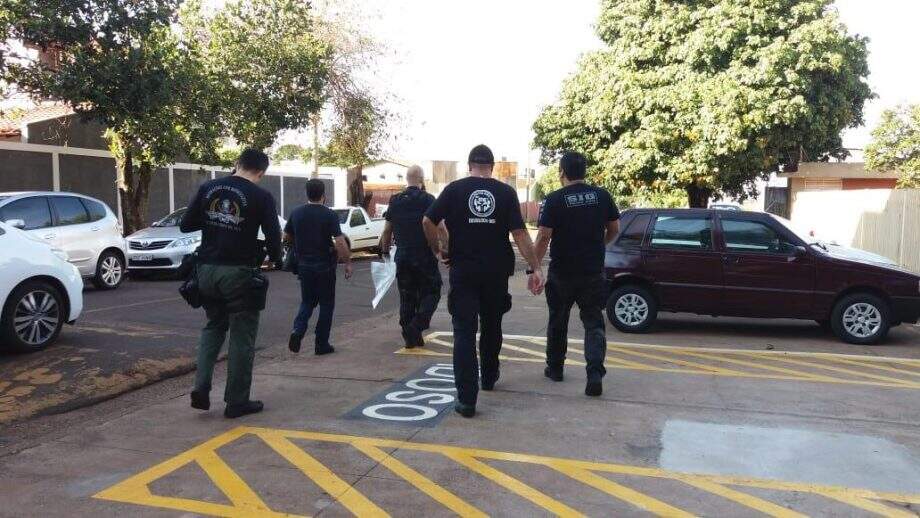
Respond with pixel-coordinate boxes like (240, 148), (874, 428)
(312, 115), (320, 178)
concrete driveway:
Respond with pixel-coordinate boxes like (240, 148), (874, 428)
(1, 266), (919, 516)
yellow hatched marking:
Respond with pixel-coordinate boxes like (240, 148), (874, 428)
(735, 354), (920, 388)
(550, 463), (693, 517)
(353, 442), (487, 518)
(196, 450), (276, 514)
(674, 349), (841, 382)
(817, 491), (918, 518)
(260, 433), (389, 518)
(444, 453), (586, 517)
(676, 476), (806, 518)
(612, 347), (752, 375)
(822, 357), (920, 378)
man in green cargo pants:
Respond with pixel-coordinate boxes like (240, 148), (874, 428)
(180, 148), (282, 419)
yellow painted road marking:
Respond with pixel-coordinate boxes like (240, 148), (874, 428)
(550, 463), (694, 517)
(353, 442), (487, 518)
(96, 427), (920, 517)
(417, 333), (920, 390)
(444, 452), (586, 517)
(261, 433), (389, 517)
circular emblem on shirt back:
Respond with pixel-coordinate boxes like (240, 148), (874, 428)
(468, 190), (496, 218)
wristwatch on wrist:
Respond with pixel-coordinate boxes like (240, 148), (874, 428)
(526, 269), (535, 275)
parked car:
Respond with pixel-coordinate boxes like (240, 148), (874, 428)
(333, 206), (385, 252)
(605, 208), (920, 344)
(126, 207), (286, 271)
(0, 192), (126, 290)
(0, 221), (84, 352)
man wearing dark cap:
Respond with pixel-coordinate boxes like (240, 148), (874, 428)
(181, 148), (282, 419)
(534, 151), (620, 397)
(423, 144), (544, 418)
(379, 165), (442, 348)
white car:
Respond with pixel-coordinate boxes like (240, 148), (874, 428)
(0, 192), (127, 290)
(127, 207), (286, 271)
(0, 221), (84, 352)
(333, 206), (385, 252)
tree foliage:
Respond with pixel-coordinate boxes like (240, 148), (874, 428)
(533, 0), (873, 207)
(865, 104), (920, 188)
(273, 143), (314, 163)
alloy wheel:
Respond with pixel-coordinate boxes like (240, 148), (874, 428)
(615, 293), (649, 327)
(101, 255), (123, 287)
(842, 303), (882, 339)
(13, 290), (60, 346)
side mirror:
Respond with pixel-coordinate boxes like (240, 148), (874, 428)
(5, 219), (25, 229)
(793, 245), (807, 258)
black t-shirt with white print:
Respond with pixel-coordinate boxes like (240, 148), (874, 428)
(425, 176), (524, 277)
(539, 182), (619, 275)
(180, 175), (282, 266)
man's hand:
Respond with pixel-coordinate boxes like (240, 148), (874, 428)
(436, 246), (450, 266)
(344, 263), (354, 280)
(528, 270), (545, 296)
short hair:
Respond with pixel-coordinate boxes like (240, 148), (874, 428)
(237, 148), (270, 173)
(559, 151), (587, 181)
(468, 144), (495, 165)
(306, 179), (326, 202)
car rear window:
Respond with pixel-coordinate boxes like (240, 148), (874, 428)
(650, 216), (712, 250)
(81, 198), (108, 222)
(51, 196), (91, 226)
(615, 213), (651, 248)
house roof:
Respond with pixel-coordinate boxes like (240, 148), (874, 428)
(779, 162), (900, 180)
(0, 103), (74, 138)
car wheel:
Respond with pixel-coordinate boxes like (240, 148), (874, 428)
(830, 293), (891, 345)
(1, 281), (65, 352)
(607, 285), (657, 333)
(93, 250), (125, 290)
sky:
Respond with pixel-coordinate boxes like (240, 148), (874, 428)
(330, 0), (920, 168)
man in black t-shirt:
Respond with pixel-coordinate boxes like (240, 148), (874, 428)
(181, 148), (283, 419)
(423, 144), (544, 418)
(284, 179), (352, 355)
(380, 165), (442, 348)
(534, 152), (620, 397)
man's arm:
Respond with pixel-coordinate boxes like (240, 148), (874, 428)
(534, 227), (553, 264)
(422, 216), (445, 261)
(379, 221), (394, 255)
(179, 186), (205, 233)
(334, 235), (353, 279)
(512, 229), (545, 295)
(604, 220), (621, 245)
(262, 198), (283, 265)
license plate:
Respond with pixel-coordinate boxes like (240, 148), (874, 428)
(135, 255), (154, 261)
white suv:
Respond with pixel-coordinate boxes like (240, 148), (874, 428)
(0, 192), (127, 289)
(0, 220), (84, 352)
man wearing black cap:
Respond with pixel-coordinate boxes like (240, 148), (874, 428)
(423, 144), (544, 418)
(534, 151), (620, 397)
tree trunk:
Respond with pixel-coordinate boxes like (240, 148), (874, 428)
(686, 184), (713, 208)
(312, 115), (320, 179)
(114, 138), (154, 235)
(348, 165), (367, 208)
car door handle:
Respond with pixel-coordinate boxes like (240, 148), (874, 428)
(42, 233), (56, 240)
(722, 256), (741, 264)
(91, 226), (100, 231)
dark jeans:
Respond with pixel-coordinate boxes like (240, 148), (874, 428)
(193, 264), (262, 406)
(545, 271), (607, 383)
(448, 268), (512, 406)
(292, 259), (336, 347)
(396, 249), (443, 333)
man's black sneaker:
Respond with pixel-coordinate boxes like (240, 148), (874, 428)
(585, 382), (603, 397)
(224, 400), (264, 419)
(288, 333), (303, 353)
(190, 390), (210, 410)
(315, 345), (336, 356)
(454, 402), (476, 418)
(401, 327), (416, 349)
(544, 366), (564, 382)
(481, 370), (500, 391)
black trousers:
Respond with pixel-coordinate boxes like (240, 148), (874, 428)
(545, 271), (607, 383)
(448, 268), (512, 406)
(292, 260), (336, 347)
(396, 250), (443, 333)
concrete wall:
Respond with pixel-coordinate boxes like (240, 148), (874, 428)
(58, 155), (118, 210)
(0, 150), (53, 191)
(791, 189), (920, 273)
(26, 114), (108, 150)
(147, 168), (171, 225)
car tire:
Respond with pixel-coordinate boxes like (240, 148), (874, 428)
(607, 285), (657, 333)
(830, 293), (891, 345)
(92, 250), (125, 290)
(1, 280), (66, 353)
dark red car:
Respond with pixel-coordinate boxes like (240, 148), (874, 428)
(605, 209), (920, 344)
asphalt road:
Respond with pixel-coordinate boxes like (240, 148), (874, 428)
(1, 267), (919, 517)
(0, 253), (400, 425)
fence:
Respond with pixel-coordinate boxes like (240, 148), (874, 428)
(791, 188), (920, 272)
(0, 141), (338, 227)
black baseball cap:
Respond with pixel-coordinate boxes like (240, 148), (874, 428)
(468, 144), (495, 165)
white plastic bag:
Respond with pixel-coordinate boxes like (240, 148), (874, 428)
(371, 247), (397, 309)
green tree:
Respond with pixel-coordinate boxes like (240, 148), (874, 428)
(533, 0), (873, 207)
(324, 94), (389, 208)
(273, 143), (314, 163)
(1, 0), (223, 234)
(865, 104), (920, 188)
(182, 0), (331, 150)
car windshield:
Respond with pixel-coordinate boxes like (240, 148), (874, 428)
(333, 209), (349, 224)
(153, 208), (187, 227)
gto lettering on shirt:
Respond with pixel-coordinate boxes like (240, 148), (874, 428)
(564, 191), (598, 208)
